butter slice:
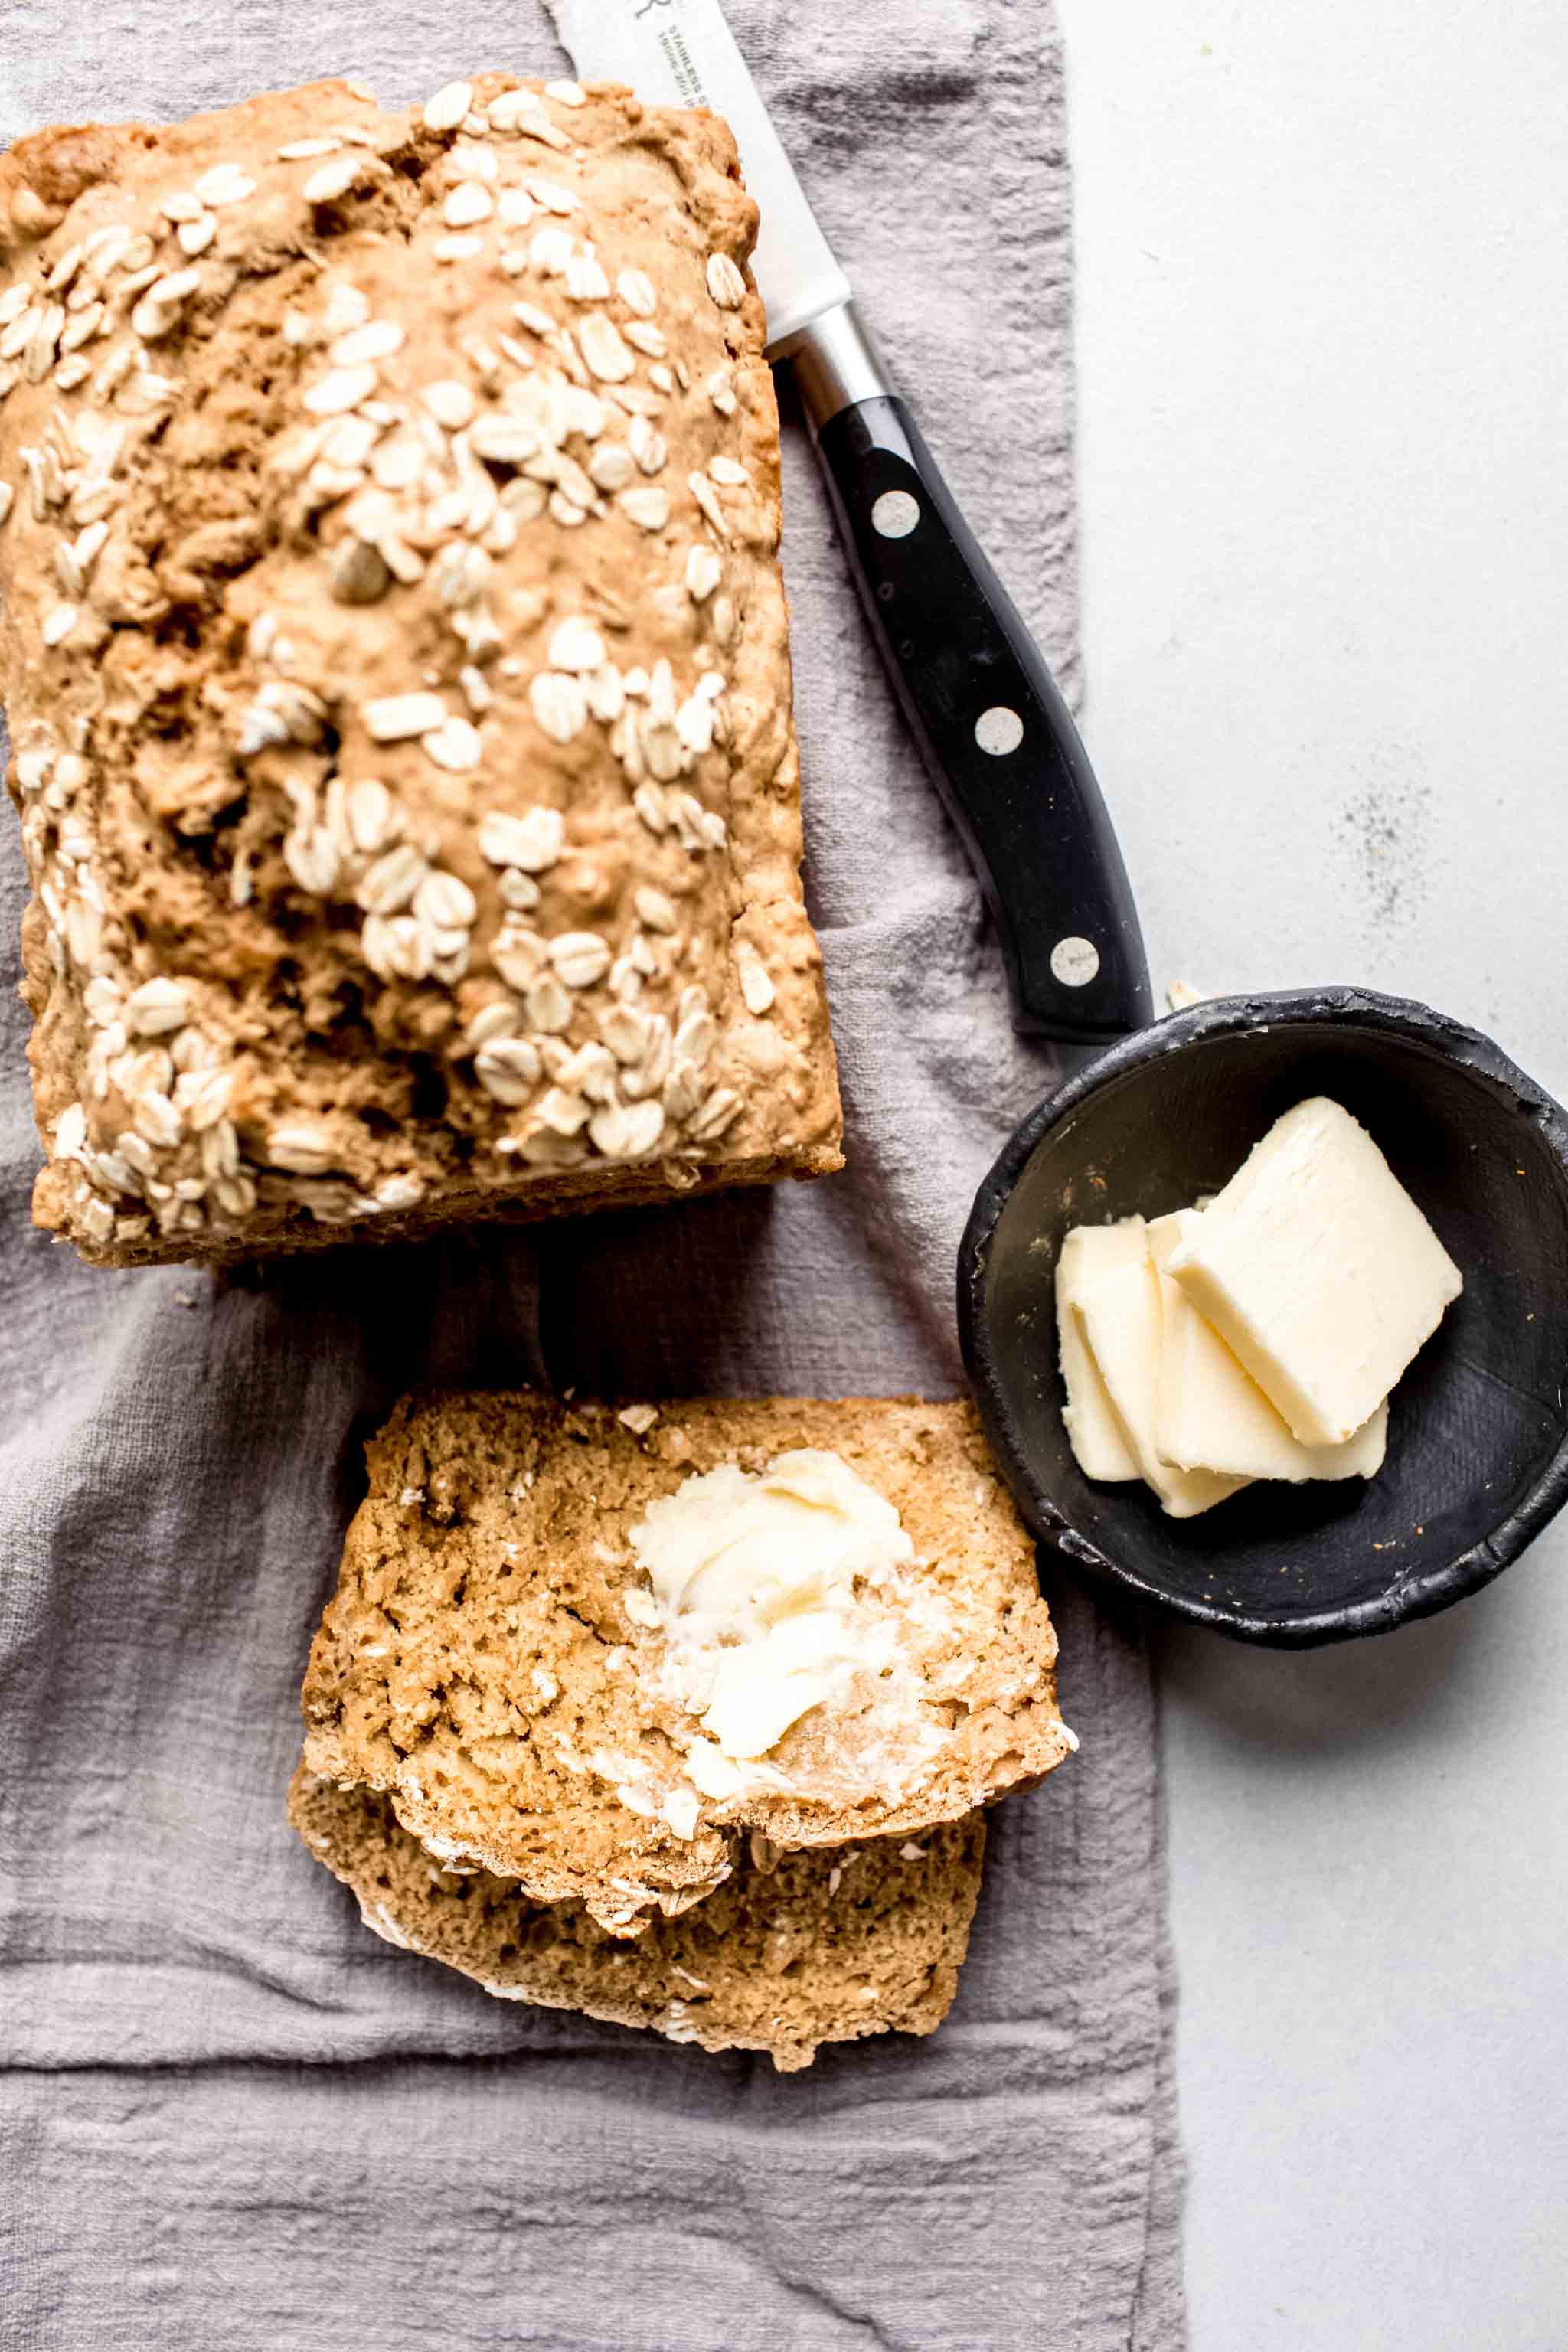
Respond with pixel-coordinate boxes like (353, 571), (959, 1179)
(1075, 1256), (1250, 1520)
(1165, 1097), (1462, 1446)
(1056, 1220), (1146, 1481)
(1148, 1211), (1387, 1481)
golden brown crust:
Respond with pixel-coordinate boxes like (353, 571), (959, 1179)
(0, 75), (841, 1267)
(302, 1390), (1073, 1932)
(289, 1763), (986, 2072)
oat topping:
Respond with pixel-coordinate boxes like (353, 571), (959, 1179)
(303, 155), (362, 204)
(422, 80), (474, 136)
(0, 72), (838, 1265)
(705, 253), (746, 311)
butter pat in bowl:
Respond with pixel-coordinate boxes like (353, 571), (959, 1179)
(1161, 1098), (1461, 1448)
(1147, 1208), (1389, 1485)
(959, 990), (1568, 1645)
(1057, 1098), (1457, 1515)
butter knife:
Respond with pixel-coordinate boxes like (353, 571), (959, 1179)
(542, 0), (1152, 1042)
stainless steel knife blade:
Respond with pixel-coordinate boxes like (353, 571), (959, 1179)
(542, 0), (849, 349)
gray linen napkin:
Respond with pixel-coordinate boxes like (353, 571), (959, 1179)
(0, 5), (1185, 2345)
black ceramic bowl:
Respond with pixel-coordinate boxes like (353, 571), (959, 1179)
(959, 988), (1568, 1645)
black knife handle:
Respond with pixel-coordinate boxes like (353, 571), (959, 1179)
(809, 391), (1152, 1043)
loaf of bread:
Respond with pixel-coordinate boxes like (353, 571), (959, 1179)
(0, 74), (841, 1266)
(302, 1390), (1074, 1935)
(289, 1766), (985, 2072)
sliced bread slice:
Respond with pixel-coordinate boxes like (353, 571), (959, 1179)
(302, 1392), (1072, 1932)
(289, 1766), (985, 2072)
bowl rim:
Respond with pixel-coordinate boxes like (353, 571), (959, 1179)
(957, 985), (1568, 1647)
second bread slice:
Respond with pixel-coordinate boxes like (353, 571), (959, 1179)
(290, 1766), (985, 2072)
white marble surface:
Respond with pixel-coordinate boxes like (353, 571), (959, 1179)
(1052, 2), (1568, 2344)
